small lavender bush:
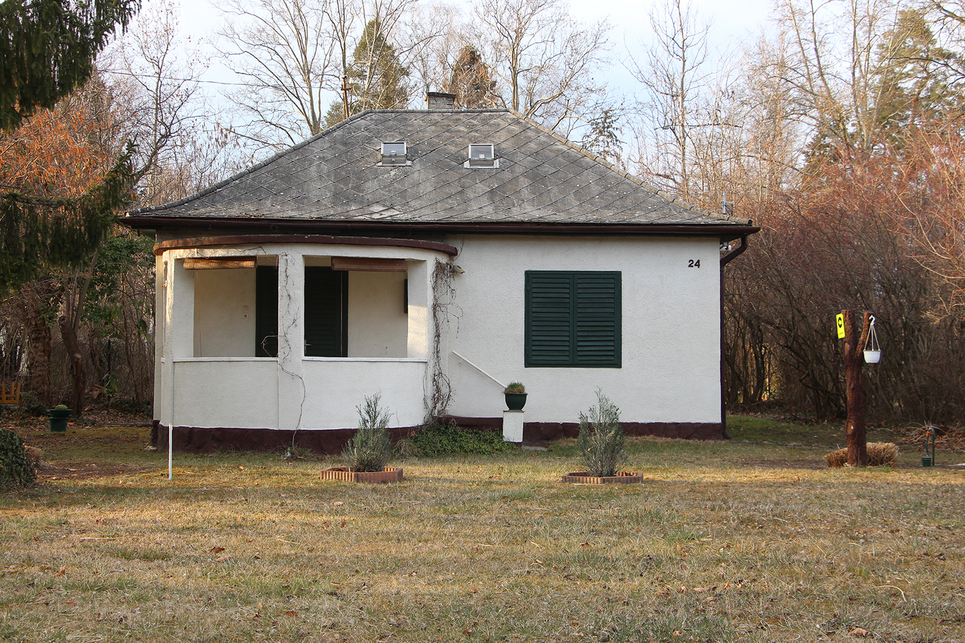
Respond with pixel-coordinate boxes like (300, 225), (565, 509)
(576, 391), (626, 477)
(343, 393), (395, 472)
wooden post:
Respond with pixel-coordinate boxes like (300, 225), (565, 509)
(842, 310), (872, 467)
(342, 75), (350, 119)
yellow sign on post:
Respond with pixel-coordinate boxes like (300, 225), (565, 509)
(836, 314), (846, 339)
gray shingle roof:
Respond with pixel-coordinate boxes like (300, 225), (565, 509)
(127, 109), (751, 229)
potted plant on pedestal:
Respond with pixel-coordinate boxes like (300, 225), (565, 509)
(504, 382), (527, 411)
(562, 390), (642, 484)
(48, 405), (71, 433)
(320, 393), (403, 483)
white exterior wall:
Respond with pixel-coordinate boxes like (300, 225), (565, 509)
(443, 235), (722, 425)
(193, 268), (256, 357)
(348, 271), (408, 357)
(152, 234), (723, 431)
(154, 241), (444, 430)
(301, 359), (428, 428)
(173, 359), (278, 428)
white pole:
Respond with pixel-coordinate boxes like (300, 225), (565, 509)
(168, 424), (173, 480)
(451, 351), (506, 389)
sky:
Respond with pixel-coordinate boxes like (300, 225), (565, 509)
(135, 0), (776, 101)
(106, 0), (777, 160)
(569, 0), (774, 49)
(569, 0), (776, 110)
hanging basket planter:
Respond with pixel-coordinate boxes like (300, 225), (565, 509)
(863, 316), (881, 364)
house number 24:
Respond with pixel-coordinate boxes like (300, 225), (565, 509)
(688, 259), (701, 268)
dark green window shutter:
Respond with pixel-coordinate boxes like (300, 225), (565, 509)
(255, 265), (278, 357)
(305, 266), (348, 357)
(574, 272), (621, 367)
(525, 271), (621, 368)
(526, 272), (574, 366)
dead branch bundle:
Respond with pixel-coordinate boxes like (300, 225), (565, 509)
(825, 442), (898, 468)
(898, 425), (965, 452)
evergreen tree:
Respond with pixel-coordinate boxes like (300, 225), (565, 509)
(0, 76), (136, 298)
(1, 1), (139, 297)
(445, 45), (497, 109)
(580, 108), (623, 166)
(325, 19), (409, 127)
(871, 9), (964, 140)
(0, 0), (139, 133)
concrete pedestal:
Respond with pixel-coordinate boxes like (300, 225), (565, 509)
(503, 410), (524, 443)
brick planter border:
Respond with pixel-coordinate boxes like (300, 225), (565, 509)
(561, 471), (643, 484)
(319, 467), (404, 483)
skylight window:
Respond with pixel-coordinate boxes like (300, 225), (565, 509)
(380, 142), (409, 166)
(465, 143), (498, 168)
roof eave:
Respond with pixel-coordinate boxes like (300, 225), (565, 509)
(121, 215), (760, 240)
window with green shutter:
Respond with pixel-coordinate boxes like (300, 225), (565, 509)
(305, 266), (348, 357)
(525, 271), (621, 368)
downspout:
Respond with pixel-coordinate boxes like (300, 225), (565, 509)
(720, 235), (749, 268)
(719, 235), (750, 439)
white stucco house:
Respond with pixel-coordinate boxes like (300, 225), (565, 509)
(124, 94), (758, 453)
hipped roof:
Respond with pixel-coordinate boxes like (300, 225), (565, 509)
(124, 109), (756, 238)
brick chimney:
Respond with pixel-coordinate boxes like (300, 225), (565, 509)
(426, 92), (457, 110)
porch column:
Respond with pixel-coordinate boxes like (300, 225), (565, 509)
(407, 258), (447, 417)
(277, 251), (305, 430)
(153, 254), (165, 425)
(406, 260), (431, 360)
(163, 256), (195, 428)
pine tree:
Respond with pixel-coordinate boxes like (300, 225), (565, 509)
(445, 46), (497, 109)
(0, 77), (136, 298)
(580, 109), (623, 166)
(325, 19), (409, 127)
(871, 9), (964, 141)
(1, 1), (139, 297)
(0, 0), (139, 133)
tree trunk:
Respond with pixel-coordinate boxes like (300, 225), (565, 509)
(843, 309), (872, 466)
(59, 314), (85, 418)
(22, 283), (53, 406)
(58, 252), (100, 418)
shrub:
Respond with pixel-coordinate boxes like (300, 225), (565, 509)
(504, 382), (525, 394)
(576, 391), (627, 477)
(408, 421), (513, 456)
(18, 390), (48, 417)
(342, 393), (395, 472)
(0, 429), (37, 490)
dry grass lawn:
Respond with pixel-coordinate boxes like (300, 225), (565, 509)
(0, 421), (963, 642)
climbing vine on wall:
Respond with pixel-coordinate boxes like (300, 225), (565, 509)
(427, 259), (457, 419)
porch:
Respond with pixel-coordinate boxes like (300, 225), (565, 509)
(153, 237), (456, 435)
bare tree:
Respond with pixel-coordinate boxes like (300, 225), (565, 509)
(102, 0), (226, 206)
(217, 0), (428, 148)
(404, 2), (467, 100)
(770, 0), (954, 152)
(733, 36), (805, 202)
(216, 0), (337, 150)
(471, 0), (612, 134)
(629, 0), (711, 202)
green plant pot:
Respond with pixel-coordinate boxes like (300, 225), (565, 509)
(49, 408), (71, 433)
(505, 392), (527, 411)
